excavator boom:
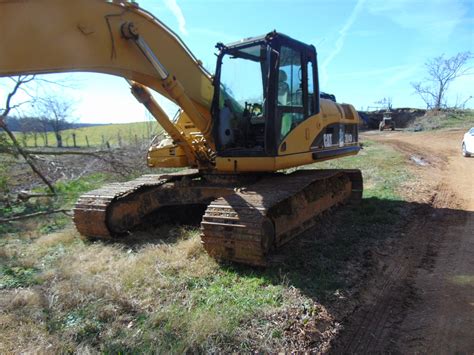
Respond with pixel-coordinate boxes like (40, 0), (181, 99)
(0, 0), (215, 146)
(0, 0), (213, 105)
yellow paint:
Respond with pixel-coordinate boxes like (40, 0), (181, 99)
(147, 144), (189, 168)
(279, 99), (360, 155)
(215, 148), (358, 172)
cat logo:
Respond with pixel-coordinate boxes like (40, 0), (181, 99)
(323, 134), (333, 147)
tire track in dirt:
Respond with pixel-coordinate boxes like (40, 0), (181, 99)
(332, 201), (435, 353)
(332, 130), (474, 353)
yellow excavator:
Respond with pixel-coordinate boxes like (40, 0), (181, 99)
(0, 0), (362, 266)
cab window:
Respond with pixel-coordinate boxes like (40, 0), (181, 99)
(278, 46), (304, 140)
(307, 60), (316, 116)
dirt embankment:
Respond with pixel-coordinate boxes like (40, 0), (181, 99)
(334, 129), (474, 353)
(360, 108), (427, 129)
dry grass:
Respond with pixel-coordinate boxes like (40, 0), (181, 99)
(0, 225), (286, 352)
(411, 110), (474, 131)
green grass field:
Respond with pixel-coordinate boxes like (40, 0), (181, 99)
(16, 121), (163, 148)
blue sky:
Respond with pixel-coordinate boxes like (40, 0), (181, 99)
(1, 0), (473, 123)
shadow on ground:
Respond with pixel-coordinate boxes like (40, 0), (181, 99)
(227, 197), (471, 304)
(86, 196), (473, 352)
(117, 196), (472, 306)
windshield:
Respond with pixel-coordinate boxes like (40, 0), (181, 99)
(215, 43), (268, 152)
(219, 43), (267, 111)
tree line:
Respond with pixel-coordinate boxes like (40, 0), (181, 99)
(3, 116), (103, 148)
(5, 115), (69, 148)
(4, 96), (76, 148)
(4, 116), (97, 132)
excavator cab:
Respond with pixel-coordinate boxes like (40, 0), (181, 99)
(212, 32), (320, 158)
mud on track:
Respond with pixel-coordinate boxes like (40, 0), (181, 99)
(333, 130), (474, 353)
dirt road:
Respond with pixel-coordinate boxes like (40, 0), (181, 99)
(335, 129), (474, 353)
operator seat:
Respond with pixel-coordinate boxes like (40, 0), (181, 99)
(218, 99), (234, 148)
(278, 69), (293, 139)
(278, 70), (289, 105)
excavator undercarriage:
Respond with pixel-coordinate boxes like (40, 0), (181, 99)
(74, 169), (362, 266)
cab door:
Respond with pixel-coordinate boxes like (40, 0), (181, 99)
(274, 44), (318, 148)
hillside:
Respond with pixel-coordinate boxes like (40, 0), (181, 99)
(4, 117), (103, 132)
(16, 121), (163, 148)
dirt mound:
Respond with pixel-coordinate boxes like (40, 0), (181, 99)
(360, 108), (426, 129)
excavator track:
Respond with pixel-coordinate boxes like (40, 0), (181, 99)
(73, 170), (201, 239)
(201, 169), (362, 266)
(74, 168), (362, 268)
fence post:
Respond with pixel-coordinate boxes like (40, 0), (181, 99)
(85, 135), (90, 148)
(72, 133), (77, 148)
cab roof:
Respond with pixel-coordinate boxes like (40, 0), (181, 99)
(217, 31), (315, 53)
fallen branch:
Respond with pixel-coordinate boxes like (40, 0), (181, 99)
(0, 209), (72, 223)
(0, 146), (133, 177)
(24, 148), (134, 177)
(17, 191), (56, 201)
(23, 149), (111, 156)
(0, 120), (56, 193)
(0, 147), (108, 156)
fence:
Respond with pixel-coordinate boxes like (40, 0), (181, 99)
(11, 122), (163, 149)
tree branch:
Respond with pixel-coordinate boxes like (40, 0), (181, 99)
(13, 149), (112, 156)
(1, 75), (55, 193)
(0, 122), (56, 193)
(0, 209), (71, 223)
(414, 52), (473, 110)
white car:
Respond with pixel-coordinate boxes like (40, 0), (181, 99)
(462, 127), (474, 157)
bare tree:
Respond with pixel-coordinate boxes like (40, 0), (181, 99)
(0, 76), (55, 193)
(453, 94), (473, 111)
(37, 96), (75, 148)
(17, 116), (42, 147)
(37, 115), (51, 146)
(411, 52), (473, 110)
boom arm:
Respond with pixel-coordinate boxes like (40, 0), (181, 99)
(0, 0), (215, 145)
